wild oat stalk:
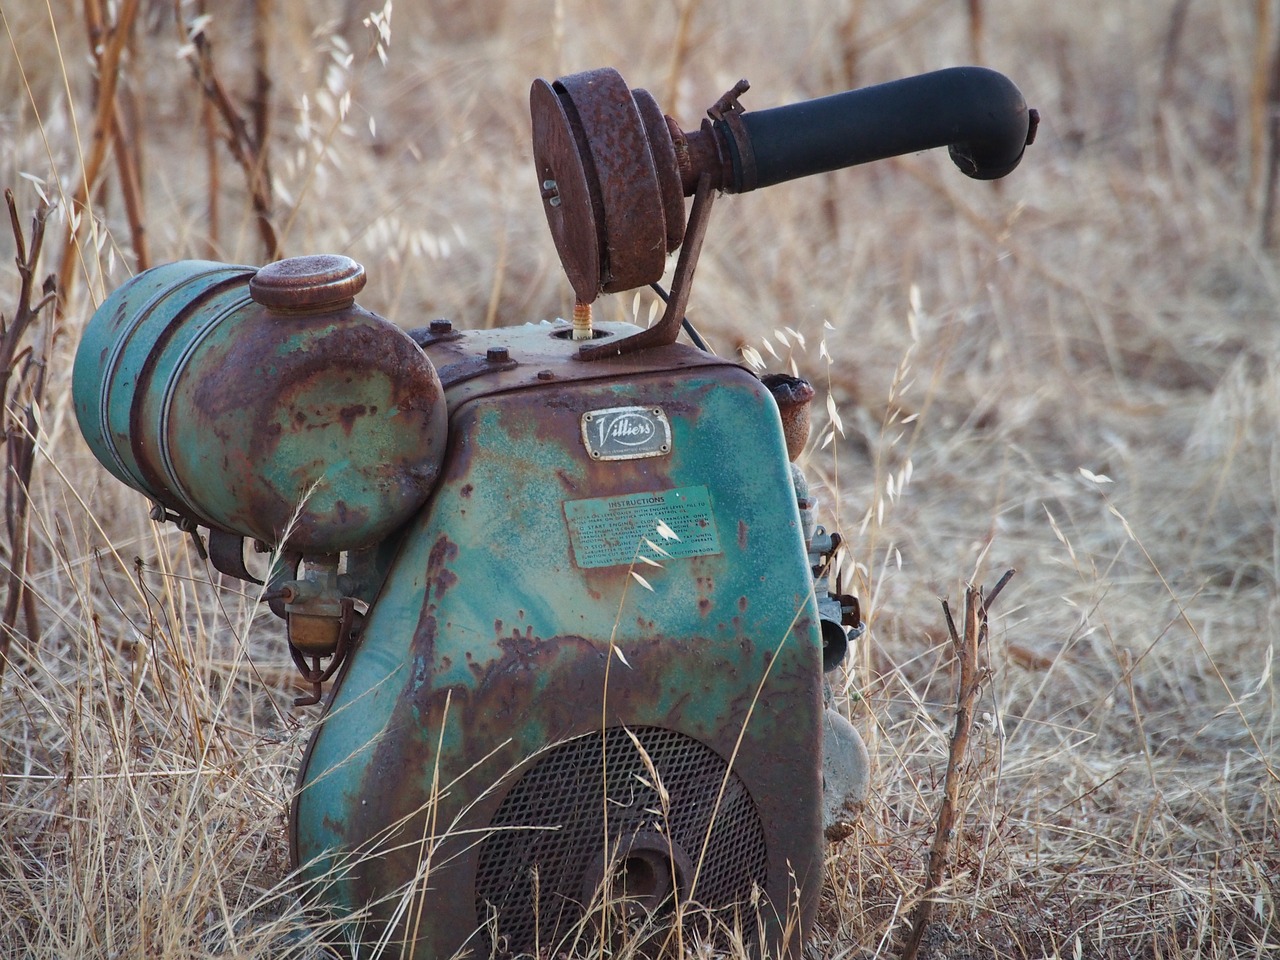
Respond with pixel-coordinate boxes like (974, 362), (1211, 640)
(1260, 6), (1280, 245)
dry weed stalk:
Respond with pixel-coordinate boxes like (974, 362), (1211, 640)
(56, 0), (141, 307)
(831, 0), (864, 90)
(0, 190), (56, 684)
(1250, 0), (1273, 205)
(181, 11), (282, 261)
(900, 569), (1013, 960)
(1261, 8), (1280, 244)
(83, 0), (150, 272)
(663, 0), (702, 109)
(966, 0), (984, 64)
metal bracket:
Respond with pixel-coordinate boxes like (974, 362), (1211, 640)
(577, 173), (717, 361)
(707, 79), (757, 194)
(436, 353), (519, 388)
(409, 319), (464, 348)
(207, 529), (263, 585)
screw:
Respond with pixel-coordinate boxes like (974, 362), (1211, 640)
(429, 318), (453, 334)
(486, 346), (511, 363)
(537, 369), (555, 381)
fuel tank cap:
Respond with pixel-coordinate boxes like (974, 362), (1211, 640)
(250, 254), (367, 310)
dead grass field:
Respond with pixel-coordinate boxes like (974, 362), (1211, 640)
(0, 1), (1277, 957)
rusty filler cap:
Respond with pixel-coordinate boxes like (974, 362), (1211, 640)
(250, 254), (368, 311)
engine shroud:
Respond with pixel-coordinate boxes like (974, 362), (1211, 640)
(291, 321), (824, 958)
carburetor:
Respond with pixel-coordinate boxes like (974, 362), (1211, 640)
(73, 65), (1035, 958)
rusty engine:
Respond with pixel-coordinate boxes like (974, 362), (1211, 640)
(73, 66), (1035, 957)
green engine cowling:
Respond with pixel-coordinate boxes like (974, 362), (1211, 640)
(62, 53), (1044, 959)
(73, 256), (830, 956)
(72, 255), (448, 554)
(290, 321), (825, 957)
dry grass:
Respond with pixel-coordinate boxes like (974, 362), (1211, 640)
(1, 0), (1278, 957)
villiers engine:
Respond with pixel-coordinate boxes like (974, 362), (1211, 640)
(72, 65), (1036, 958)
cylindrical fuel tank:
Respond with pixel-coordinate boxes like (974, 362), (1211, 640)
(73, 255), (447, 554)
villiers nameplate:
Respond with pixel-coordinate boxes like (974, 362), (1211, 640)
(581, 405), (671, 461)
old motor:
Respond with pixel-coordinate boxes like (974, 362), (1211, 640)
(73, 66), (1035, 957)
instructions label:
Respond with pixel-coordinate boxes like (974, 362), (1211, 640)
(564, 486), (721, 569)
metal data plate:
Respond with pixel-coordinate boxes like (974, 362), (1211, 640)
(563, 485), (721, 569)
(581, 405), (671, 461)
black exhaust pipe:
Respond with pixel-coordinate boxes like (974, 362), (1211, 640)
(725, 66), (1037, 190)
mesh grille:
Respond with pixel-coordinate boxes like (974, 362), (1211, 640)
(473, 725), (767, 954)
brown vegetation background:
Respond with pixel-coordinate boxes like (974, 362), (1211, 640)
(0, 0), (1277, 957)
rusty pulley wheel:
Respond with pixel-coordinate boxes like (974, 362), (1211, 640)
(530, 68), (685, 304)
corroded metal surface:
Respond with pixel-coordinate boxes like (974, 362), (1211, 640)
(73, 260), (254, 502)
(578, 173), (716, 361)
(633, 86), (686, 254)
(555, 68), (668, 295)
(72, 258), (448, 553)
(414, 319), (729, 407)
(762, 373), (816, 461)
(249, 254), (367, 309)
(292, 341), (824, 958)
(530, 68), (689, 304)
(530, 77), (603, 302)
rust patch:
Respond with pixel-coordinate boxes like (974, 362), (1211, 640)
(406, 535), (460, 665)
(173, 299), (447, 551)
(321, 813), (344, 837)
(695, 575), (714, 618)
(339, 403), (369, 430)
(761, 374), (815, 462)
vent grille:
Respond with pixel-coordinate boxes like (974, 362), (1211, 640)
(474, 725), (767, 954)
